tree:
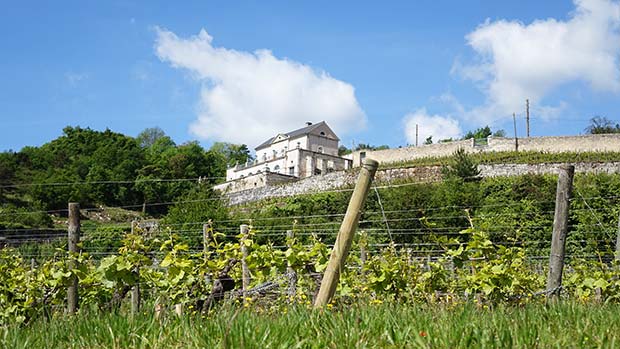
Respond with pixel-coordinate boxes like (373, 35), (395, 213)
(492, 129), (507, 137)
(424, 136), (433, 145)
(209, 142), (253, 167)
(585, 116), (620, 134)
(442, 148), (480, 181)
(338, 145), (352, 156)
(463, 126), (492, 140)
(136, 127), (167, 148)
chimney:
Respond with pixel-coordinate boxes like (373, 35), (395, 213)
(305, 122), (313, 126)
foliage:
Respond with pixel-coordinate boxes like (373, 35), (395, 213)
(585, 116), (620, 134)
(386, 150), (620, 169)
(441, 148), (481, 180)
(424, 136), (432, 145)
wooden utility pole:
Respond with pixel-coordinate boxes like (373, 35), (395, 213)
(67, 202), (80, 314)
(415, 124), (419, 147)
(546, 165), (575, 299)
(513, 113), (519, 152)
(526, 99), (530, 138)
(240, 224), (250, 299)
(314, 158), (379, 308)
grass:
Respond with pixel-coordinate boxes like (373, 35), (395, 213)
(2, 302), (619, 348)
(384, 150), (620, 169)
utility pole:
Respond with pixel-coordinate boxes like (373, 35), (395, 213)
(513, 113), (519, 152)
(415, 124), (419, 147)
(526, 99), (530, 138)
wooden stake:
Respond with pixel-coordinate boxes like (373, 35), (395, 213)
(240, 224), (250, 299)
(546, 165), (574, 299)
(67, 202), (80, 315)
(130, 220), (140, 315)
(615, 212), (620, 261)
(286, 229), (297, 298)
(314, 158), (379, 308)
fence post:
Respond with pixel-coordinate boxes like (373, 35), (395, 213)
(546, 165), (574, 299)
(130, 220), (140, 315)
(314, 158), (379, 308)
(67, 202), (80, 314)
(240, 224), (250, 300)
(203, 220), (213, 262)
(615, 212), (620, 261)
(286, 229), (297, 298)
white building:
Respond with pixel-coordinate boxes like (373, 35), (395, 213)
(217, 121), (352, 193)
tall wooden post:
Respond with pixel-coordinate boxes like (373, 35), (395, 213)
(67, 202), (80, 314)
(286, 229), (297, 298)
(415, 124), (419, 147)
(130, 220), (140, 315)
(203, 220), (212, 262)
(240, 224), (250, 299)
(546, 165), (574, 299)
(314, 158), (379, 308)
(526, 99), (530, 138)
(513, 113), (519, 152)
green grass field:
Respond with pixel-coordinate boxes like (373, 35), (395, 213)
(2, 302), (619, 348)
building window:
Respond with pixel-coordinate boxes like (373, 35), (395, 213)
(296, 142), (300, 149)
(317, 146), (323, 153)
(314, 168), (322, 175)
(320, 131), (326, 136)
(274, 165), (280, 172)
(289, 166), (295, 175)
(360, 151), (366, 166)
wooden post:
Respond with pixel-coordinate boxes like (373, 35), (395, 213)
(546, 165), (575, 299)
(526, 99), (530, 138)
(513, 113), (519, 152)
(286, 229), (297, 298)
(203, 220), (212, 262)
(240, 224), (250, 299)
(131, 270), (140, 314)
(129, 220), (140, 315)
(415, 124), (419, 147)
(615, 212), (620, 261)
(67, 202), (80, 314)
(314, 158), (379, 308)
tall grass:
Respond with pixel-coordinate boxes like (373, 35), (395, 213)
(2, 302), (619, 348)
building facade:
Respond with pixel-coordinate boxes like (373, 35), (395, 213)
(217, 121), (352, 192)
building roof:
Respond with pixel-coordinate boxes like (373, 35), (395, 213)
(255, 121), (339, 151)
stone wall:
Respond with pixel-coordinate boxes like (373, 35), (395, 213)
(351, 134), (620, 166)
(223, 161), (620, 205)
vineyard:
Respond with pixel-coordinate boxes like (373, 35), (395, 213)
(2, 160), (620, 346)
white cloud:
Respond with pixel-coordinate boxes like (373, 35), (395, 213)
(154, 28), (366, 147)
(454, 0), (620, 123)
(403, 109), (462, 144)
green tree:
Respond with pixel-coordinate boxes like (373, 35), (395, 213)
(136, 127), (167, 148)
(209, 142), (253, 167)
(424, 136), (433, 145)
(585, 116), (620, 134)
(463, 126), (492, 140)
(442, 148), (481, 180)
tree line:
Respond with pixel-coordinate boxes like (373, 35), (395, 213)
(0, 126), (251, 219)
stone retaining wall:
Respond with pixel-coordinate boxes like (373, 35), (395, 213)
(223, 161), (620, 205)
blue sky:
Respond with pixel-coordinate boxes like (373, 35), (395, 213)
(2, 0), (619, 152)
